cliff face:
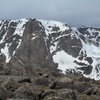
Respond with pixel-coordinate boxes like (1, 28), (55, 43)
(0, 18), (100, 80)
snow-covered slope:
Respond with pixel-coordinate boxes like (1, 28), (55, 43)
(73, 27), (100, 80)
(0, 18), (28, 63)
(0, 18), (100, 80)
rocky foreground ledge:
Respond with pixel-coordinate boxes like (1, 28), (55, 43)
(0, 67), (100, 100)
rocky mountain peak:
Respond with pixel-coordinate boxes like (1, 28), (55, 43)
(0, 18), (100, 80)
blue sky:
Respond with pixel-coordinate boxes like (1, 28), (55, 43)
(0, 0), (100, 27)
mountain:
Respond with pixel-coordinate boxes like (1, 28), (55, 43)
(0, 18), (100, 80)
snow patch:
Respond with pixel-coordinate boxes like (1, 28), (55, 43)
(38, 19), (69, 36)
(12, 18), (28, 56)
(0, 21), (11, 44)
(53, 50), (78, 73)
(50, 41), (58, 53)
(0, 18), (28, 63)
(81, 39), (100, 80)
(31, 33), (38, 40)
(1, 43), (12, 63)
(13, 18), (28, 36)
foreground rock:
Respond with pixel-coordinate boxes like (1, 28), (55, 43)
(0, 68), (100, 100)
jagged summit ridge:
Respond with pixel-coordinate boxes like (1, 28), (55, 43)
(0, 18), (100, 80)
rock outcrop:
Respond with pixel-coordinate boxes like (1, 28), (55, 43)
(0, 68), (100, 100)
